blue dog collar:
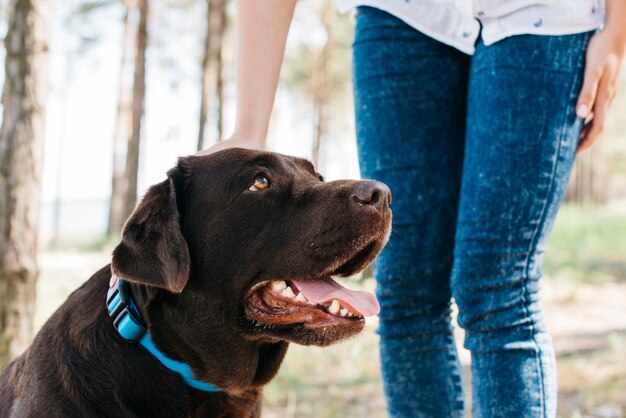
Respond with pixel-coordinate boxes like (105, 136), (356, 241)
(106, 276), (221, 392)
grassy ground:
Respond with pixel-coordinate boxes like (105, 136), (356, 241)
(545, 204), (626, 284)
(33, 204), (626, 417)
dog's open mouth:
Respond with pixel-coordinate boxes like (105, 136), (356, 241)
(244, 277), (379, 328)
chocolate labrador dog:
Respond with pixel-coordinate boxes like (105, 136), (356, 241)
(0, 149), (392, 417)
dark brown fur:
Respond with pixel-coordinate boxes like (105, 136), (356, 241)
(0, 149), (391, 417)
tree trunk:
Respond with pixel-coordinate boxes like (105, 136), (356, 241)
(0, 0), (50, 365)
(311, 0), (334, 168)
(108, 0), (136, 236)
(197, 0), (227, 151)
(566, 142), (608, 206)
(122, 0), (148, 222)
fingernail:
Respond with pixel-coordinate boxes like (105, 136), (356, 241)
(576, 104), (589, 118)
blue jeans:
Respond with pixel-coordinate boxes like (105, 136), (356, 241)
(353, 7), (591, 418)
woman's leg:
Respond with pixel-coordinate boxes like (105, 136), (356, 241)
(453, 32), (593, 417)
(353, 7), (470, 417)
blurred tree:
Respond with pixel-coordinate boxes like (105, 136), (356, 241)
(282, 0), (352, 170)
(62, 0), (150, 236)
(0, 0), (51, 364)
(108, 0), (137, 235)
(122, 0), (148, 222)
(311, 0), (334, 167)
(43, 0), (118, 241)
(197, 0), (227, 151)
(566, 142), (609, 206)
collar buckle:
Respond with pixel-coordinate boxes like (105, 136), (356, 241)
(106, 277), (147, 343)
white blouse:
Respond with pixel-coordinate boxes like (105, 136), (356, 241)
(338, 0), (605, 54)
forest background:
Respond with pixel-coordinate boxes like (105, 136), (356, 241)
(0, 0), (625, 417)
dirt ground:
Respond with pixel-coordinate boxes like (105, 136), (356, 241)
(544, 281), (626, 418)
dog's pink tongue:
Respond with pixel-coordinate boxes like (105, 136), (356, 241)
(291, 277), (380, 316)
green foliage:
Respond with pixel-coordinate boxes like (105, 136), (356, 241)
(544, 204), (626, 283)
(65, 0), (120, 56)
(75, 0), (115, 16)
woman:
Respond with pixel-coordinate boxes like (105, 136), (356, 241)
(204, 1), (625, 416)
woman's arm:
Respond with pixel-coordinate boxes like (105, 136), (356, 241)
(199, 0), (297, 155)
(576, 0), (626, 153)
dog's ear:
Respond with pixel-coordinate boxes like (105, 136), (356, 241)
(111, 168), (190, 293)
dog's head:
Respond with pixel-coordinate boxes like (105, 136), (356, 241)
(110, 149), (391, 384)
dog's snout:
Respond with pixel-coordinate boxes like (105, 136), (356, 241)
(351, 181), (391, 210)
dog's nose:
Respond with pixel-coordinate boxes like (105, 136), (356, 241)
(351, 181), (391, 211)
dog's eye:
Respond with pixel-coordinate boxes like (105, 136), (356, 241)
(249, 175), (270, 191)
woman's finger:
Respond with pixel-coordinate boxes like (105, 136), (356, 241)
(578, 118), (593, 145)
(577, 72), (612, 153)
(576, 64), (603, 118)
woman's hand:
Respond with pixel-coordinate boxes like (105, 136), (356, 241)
(195, 135), (265, 156)
(576, 3), (626, 154)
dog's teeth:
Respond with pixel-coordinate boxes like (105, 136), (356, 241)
(281, 287), (296, 298)
(328, 300), (341, 315)
(347, 312), (354, 317)
(295, 292), (307, 302)
(340, 308), (348, 317)
(271, 281), (287, 291)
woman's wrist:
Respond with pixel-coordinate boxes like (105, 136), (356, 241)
(231, 123), (268, 144)
(195, 135), (265, 156)
(604, 0), (626, 53)
(602, 25), (626, 55)
(230, 128), (266, 148)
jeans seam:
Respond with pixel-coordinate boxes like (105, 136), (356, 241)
(521, 116), (550, 418)
(520, 34), (588, 418)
